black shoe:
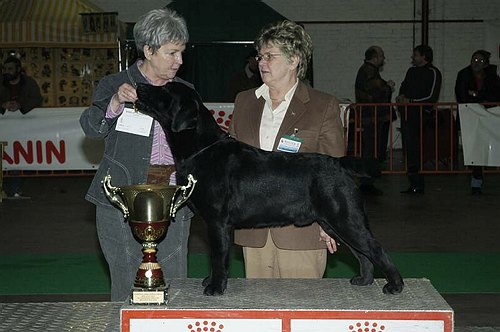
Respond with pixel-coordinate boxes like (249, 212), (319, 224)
(401, 187), (424, 194)
(471, 187), (482, 195)
(359, 184), (383, 196)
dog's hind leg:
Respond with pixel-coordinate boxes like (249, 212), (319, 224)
(349, 250), (375, 286)
(346, 237), (404, 294)
(202, 219), (232, 296)
(347, 233), (404, 294)
(364, 244), (404, 294)
(319, 216), (404, 294)
(318, 221), (374, 286)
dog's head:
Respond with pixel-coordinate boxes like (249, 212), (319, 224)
(136, 82), (201, 133)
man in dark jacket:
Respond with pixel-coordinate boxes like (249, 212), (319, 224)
(396, 45), (442, 194)
(355, 45), (395, 195)
(1, 55), (42, 198)
(1, 56), (42, 115)
(455, 50), (500, 195)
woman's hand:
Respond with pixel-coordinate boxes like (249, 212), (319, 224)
(319, 226), (339, 254)
(115, 83), (138, 104)
(110, 83), (138, 112)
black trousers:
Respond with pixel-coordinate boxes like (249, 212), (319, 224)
(400, 106), (433, 190)
(359, 107), (393, 187)
(362, 119), (391, 162)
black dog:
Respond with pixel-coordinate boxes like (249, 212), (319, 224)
(136, 82), (404, 296)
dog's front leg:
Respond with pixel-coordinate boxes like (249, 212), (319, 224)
(202, 221), (232, 296)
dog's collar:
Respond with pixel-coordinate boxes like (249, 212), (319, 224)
(188, 134), (231, 160)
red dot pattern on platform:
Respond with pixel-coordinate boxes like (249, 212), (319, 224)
(209, 109), (232, 132)
(348, 321), (385, 332)
(187, 320), (224, 332)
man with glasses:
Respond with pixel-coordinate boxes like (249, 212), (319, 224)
(455, 50), (500, 195)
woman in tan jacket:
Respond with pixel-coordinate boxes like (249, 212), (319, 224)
(228, 20), (345, 278)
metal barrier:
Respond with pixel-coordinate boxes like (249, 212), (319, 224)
(346, 102), (500, 174)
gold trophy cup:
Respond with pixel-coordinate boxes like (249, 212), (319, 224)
(103, 174), (197, 305)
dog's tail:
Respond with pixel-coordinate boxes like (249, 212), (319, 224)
(339, 156), (381, 178)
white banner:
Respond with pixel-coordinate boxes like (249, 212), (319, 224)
(131, 318), (281, 332)
(0, 107), (102, 171)
(292, 319), (444, 332)
(0, 104), (234, 171)
(459, 104), (500, 167)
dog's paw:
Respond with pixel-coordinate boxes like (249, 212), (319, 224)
(382, 281), (404, 294)
(203, 283), (226, 296)
(202, 276), (211, 287)
(350, 275), (374, 286)
(202, 276), (227, 296)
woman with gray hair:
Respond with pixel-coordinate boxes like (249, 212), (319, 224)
(229, 20), (344, 279)
(80, 8), (195, 301)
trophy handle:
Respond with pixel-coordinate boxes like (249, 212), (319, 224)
(169, 174), (197, 218)
(102, 174), (130, 219)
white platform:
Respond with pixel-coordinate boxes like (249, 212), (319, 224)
(121, 278), (454, 332)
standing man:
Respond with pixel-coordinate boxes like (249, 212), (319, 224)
(1, 56), (42, 115)
(225, 49), (262, 102)
(354, 46), (395, 195)
(396, 45), (442, 194)
(455, 50), (500, 195)
(1, 55), (43, 198)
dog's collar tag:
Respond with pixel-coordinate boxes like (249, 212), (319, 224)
(277, 134), (303, 153)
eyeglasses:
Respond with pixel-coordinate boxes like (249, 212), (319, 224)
(255, 52), (282, 62)
(472, 57), (486, 64)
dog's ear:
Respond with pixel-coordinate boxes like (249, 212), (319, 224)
(169, 84), (200, 132)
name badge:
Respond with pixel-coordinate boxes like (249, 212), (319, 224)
(115, 106), (153, 137)
(277, 134), (303, 153)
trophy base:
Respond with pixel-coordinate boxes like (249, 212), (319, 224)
(130, 284), (169, 305)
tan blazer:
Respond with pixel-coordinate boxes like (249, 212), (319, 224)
(228, 81), (345, 250)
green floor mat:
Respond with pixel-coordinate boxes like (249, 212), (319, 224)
(1, 252), (499, 295)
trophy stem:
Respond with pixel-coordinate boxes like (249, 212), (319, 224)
(135, 244), (166, 289)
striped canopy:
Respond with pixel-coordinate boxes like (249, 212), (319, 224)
(0, 0), (120, 48)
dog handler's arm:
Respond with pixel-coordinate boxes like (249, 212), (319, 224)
(80, 79), (136, 139)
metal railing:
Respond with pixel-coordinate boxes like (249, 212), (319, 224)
(347, 102), (500, 174)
